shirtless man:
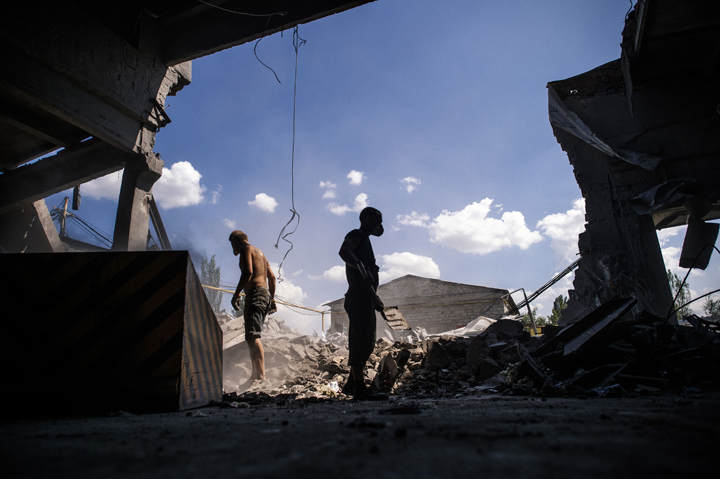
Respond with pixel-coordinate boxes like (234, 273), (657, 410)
(229, 230), (276, 382)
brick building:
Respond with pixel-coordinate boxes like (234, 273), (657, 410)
(325, 275), (515, 339)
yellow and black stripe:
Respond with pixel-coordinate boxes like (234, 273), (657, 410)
(0, 251), (222, 413)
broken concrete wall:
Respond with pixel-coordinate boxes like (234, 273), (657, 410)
(328, 275), (510, 335)
(548, 0), (720, 324)
(553, 127), (673, 323)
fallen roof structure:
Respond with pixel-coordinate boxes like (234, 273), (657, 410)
(548, 0), (720, 325)
(0, 0), (376, 253)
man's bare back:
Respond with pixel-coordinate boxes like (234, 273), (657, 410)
(238, 244), (271, 294)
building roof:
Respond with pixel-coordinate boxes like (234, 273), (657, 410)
(324, 274), (512, 308)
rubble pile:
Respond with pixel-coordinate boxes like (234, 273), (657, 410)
(376, 297), (720, 398)
(222, 296), (719, 402)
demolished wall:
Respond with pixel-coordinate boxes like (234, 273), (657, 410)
(327, 275), (511, 335)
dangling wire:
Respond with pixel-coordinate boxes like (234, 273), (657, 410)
(274, 26), (306, 282)
(254, 14), (283, 84)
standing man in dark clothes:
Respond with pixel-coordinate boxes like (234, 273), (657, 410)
(229, 230), (276, 385)
(339, 207), (388, 400)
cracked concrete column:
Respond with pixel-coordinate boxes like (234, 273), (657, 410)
(112, 153), (163, 251)
(554, 129), (674, 324)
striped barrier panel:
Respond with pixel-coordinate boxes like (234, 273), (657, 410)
(0, 251), (222, 414)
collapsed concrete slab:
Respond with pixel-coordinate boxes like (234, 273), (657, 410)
(548, 1), (720, 325)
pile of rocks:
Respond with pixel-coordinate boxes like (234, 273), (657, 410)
(222, 298), (720, 402)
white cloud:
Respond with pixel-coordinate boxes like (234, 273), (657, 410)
(222, 218), (237, 229)
(378, 252), (440, 283)
(320, 180), (337, 199)
(347, 170), (365, 185)
(662, 246), (682, 274)
(403, 199), (542, 255)
(657, 225), (685, 246)
(293, 269), (304, 276)
(397, 211), (430, 227)
(266, 262), (317, 334)
(210, 185), (222, 205)
(309, 265), (346, 282)
(401, 176), (421, 193)
(83, 172), (122, 200)
(328, 193), (368, 215)
(248, 193), (278, 213)
(536, 198), (586, 264)
(153, 161), (206, 209)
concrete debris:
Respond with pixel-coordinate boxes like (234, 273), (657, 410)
(221, 299), (720, 402)
(428, 316), (497, 338)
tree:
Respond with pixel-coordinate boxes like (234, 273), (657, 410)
(200, 255), (222, 313)
(702, 294), (720, 317)
(522, 307), (548, 330)
(547, 295), (568, 326)
(667, 269), (692, 320)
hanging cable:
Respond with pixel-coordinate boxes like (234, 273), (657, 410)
(274, 26), (305, 282)
(197, 0), (285, 17)
(254, 14), (283, 83)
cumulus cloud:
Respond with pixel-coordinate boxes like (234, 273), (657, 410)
(210, 185), (222, 205)
(657, 225), (685, 246)
(401, 177), (421, 193)
(378, 252), (440, 283)
(403, 199), (542, 255)
(319, 180), (337, 199)
(222, 218), (237, 229)
(309, 265), (346, 282)
(265, 262), (315, 334)
(536, 198), (586, 264)
(397, 211), (430, 227)
(347, 170), (365, 185)
(657, 225), (687, 273)
(328, 193), (368, 215)
(153, 161), (206, 209)
(662, 246), (682, 274)
(248, 193), (278, 213)
(82, 172), (122, 200)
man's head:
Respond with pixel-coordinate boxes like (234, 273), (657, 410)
(229, 230), (249, 255)
(359, 207), (384, 237)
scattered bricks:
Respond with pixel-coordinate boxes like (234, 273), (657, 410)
(484, 319), (525, 341)
(466, 335), (489, 371)
(629, 324), (657, 352)
(423, 341), (453, 371)
(475, 356), (502, 380)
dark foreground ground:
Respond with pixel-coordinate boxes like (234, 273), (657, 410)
(2, 392), (718, 479)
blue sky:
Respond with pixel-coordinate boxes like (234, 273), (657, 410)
(46, 0), (719, 333)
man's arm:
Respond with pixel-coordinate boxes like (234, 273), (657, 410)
(232, 247), (253, 310)
(339, 230), (363, 269)
(339, 230), (373, 283)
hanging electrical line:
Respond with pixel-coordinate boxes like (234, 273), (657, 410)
(197, 0), (285, 18)
(274, 26), (306, 282)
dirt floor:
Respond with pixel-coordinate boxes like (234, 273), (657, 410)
(2, 392), (718, 479)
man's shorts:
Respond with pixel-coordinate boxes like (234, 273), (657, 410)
(244, 286), (271, 337)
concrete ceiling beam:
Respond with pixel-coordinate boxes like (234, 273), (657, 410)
(0, 47), (147, 153)
(0, 139), (139, 215)
(160, 0), (376, 65)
